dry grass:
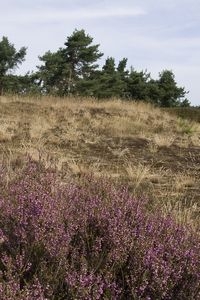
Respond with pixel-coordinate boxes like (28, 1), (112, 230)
(0, 95), (199, 231)
(125, 162), (153, 190)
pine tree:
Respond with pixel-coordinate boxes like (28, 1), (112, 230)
(127, 68), (150, 100)
(37, 29), (103, 95)
(158, 70), (189, 107)
(0, 36), (26, 95)
(93, 57), (127, 98)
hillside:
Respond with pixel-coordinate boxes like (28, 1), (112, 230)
(0, 95), (200, 230)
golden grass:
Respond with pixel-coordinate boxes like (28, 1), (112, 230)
(125, 162), (152, 190)
(0, 95), (199, 230)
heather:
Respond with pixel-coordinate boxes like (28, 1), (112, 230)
(0, 159), (199, 299)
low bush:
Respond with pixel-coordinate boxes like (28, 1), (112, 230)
(165, 107), (200, 123)
(0, 159), (199, 299)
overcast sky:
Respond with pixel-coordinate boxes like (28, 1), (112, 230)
(1, 0), (200, 105)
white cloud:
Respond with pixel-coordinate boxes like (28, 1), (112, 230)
(0, 7), (146, 24)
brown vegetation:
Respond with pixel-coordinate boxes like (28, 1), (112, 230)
(0, 95), (199, 230)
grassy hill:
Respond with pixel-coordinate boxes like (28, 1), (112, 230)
(0, 95), (200, 298)
(0, 95), (199, 230)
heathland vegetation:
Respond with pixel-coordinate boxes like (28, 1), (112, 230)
(0, 96), (199, 299)
(0, 29), (200, 299)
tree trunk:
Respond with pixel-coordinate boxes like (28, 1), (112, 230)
(0, 77), (3, 95)
(67, 68), (72, 94)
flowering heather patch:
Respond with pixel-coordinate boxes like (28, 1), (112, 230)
(0, 159), (199, 299)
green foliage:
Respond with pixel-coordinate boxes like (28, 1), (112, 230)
(38, 49), (70, 95)
(3, 73), (40, 95)
(158, 70), (189, 107)
(37, 29), (103, 96)
(127, 68), (151, 101)
(0, 36), (26, 94)
(0, 31), (192, 107)
(92, 57), (128, 98)
(146, 79), (161, 105)
(126, 69), (190, 107)
(64, 29), (103, 77)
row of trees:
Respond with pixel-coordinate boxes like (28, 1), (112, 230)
(0, 30), (190, 107)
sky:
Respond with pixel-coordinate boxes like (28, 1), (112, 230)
(0, 0), (200, 105)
